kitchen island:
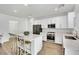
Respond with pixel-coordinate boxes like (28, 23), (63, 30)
(17, 34), (43, 55)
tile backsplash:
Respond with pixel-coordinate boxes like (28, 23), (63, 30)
(73, 28), (79, 39)
(73, 30), (77, 36)
(76, 31), (79, 39)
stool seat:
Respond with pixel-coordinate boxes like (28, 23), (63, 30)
(25, 40), (31, 44)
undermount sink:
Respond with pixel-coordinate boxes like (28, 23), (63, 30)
(65, 36), (76, 40)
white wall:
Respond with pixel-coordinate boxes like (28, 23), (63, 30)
(33, 15), (68, 29)
(9, 20), (18, 34)
(18, 19), (28, 33)
(0, 13), (21, 34)
(17, 18), (34, 34)
(0, 14), (32, 34)
(0, 14), (9, 33)
(0, 13), (22, 43)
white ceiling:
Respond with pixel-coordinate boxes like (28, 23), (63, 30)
(0, 4), (75, 19)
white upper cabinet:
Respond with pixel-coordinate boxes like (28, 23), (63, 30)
(33, 15), (68, 29)
(68, 12), (75, 28)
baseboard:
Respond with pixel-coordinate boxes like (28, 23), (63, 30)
(54, 43), (62, 46)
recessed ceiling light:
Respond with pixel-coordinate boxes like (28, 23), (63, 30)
(24, 4), (28, 6)
(13, 10), (17, 13)
(28, 16), (32, 18)
(54, 8), (58, 11)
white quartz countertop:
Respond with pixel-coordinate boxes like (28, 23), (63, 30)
(63, 34), (79, 50)
(18, 34), (42, 41)
(27, 35), (41, 40)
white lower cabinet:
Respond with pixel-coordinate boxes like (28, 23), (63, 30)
(65, 49), (79, 55)
(31, 36), (43, 55)
(55, 32), (63, 44)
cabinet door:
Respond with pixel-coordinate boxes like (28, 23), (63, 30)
(68, 12), (75, 28)
(31, 36), (43, 55)
(55, 32), (63, 44)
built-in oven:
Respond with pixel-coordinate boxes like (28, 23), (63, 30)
(47, 32), (55, 40)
